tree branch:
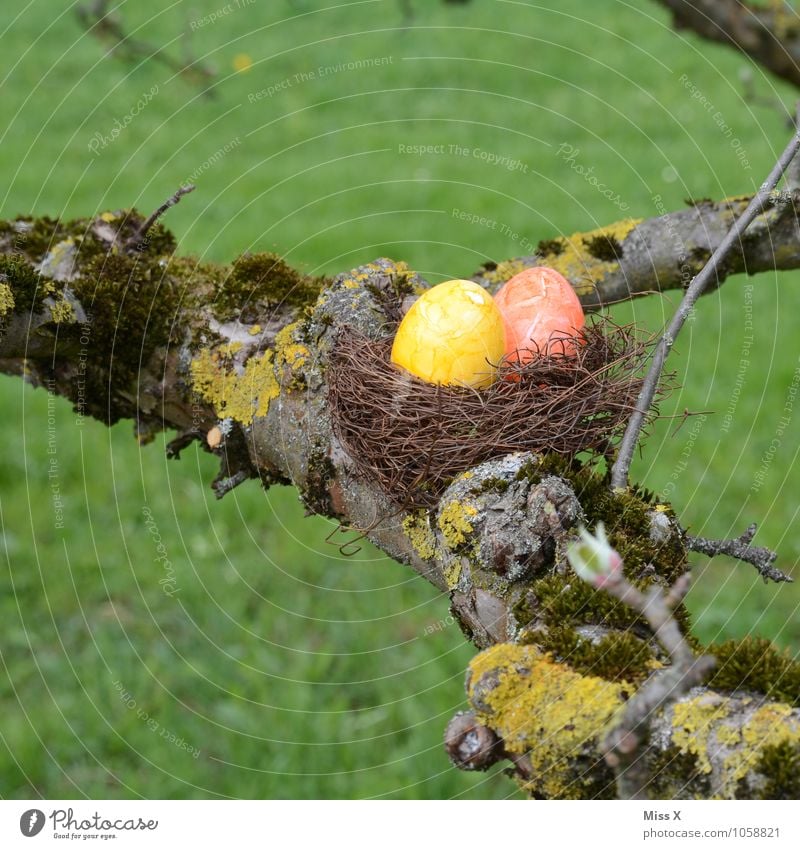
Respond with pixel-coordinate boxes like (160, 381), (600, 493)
(2, 193), (798, 798)
(686, 522), (792, 583)
(654, 0), (800, 90)
(600, 573), (716, 799)
(470, 191), (800, 307)
(611, 122), (800, 489)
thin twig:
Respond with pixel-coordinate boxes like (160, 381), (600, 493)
(76, 0), (216, 93)
(686, 523), (792, 584)
(599, 572), (716, 799)
(611, 112), (800, 489)
(127, 184), (195, 250)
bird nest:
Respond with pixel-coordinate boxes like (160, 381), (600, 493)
(328, 319), (664, 509)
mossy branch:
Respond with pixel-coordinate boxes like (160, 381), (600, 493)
(654, 0), (800, 91)
(1, 200), (798, 799)
(471, 191), (800, 307)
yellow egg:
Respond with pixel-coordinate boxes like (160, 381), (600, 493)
(391, 279), (506, 388)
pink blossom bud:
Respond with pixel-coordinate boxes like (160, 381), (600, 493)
(566, 522), (623, 587)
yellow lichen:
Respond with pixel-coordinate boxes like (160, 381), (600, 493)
(671, 695), (731, 777)
(481, 218), (642, 298)
(545, 219), (642, 297)
(0, 281), (14, 316)
(190, 348), (280, 426)
(438, 500), (478, 548)
(443, 558), (463, 590)
(99, 211), (116, 222)
(249, 324), (262, 336)
(48, 296), (75, 324)
(468, 644), (628, 798)
(275, 321), (310, 371)
(402, 511), (437, 561)
(717, 702), (798, 797)
(480, 259), (528, 286)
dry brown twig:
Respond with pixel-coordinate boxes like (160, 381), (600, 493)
(567, 525), (716, 799)
(76, 0), (216, 94)
(126, 184), (196, 251)
(599, 571), (717, 799)
(686, 523), (792, 583)
(611, 113), (800, 490)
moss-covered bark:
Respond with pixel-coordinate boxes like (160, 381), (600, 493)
(2, 202), (798, 799)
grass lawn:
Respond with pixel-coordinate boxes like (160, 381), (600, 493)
(1, 0), (799, 799)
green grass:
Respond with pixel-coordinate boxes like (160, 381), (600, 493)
(1, 0), (799, 799)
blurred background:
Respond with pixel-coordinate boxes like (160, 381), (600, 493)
(1, 0), (799, 799)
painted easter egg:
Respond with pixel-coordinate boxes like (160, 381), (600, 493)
(391, 279), (506, 388)
(494, 267), (585, 363)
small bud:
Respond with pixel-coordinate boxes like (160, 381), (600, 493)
(566, 522), (623, 587)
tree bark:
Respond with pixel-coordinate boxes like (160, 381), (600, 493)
(1, 197), (799, 798)
(654, 0), (800, 90)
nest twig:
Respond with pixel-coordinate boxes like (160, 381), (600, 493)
(328, 318), (667, 508)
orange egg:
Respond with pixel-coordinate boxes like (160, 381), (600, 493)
(494, 267), (585, 363)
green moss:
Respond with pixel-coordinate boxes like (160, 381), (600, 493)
(527, 573), (643, 630)
(536, 237), (566, 257)
(514, 453), (688, 585)
(468, 476), (511, 496)
(0, 255), (52, 313)
(538, 218), (641, 297)
(127, 218), (177, 257)
(2, 215), (72, 260)
(684, 197), (713, 208)
(538, 625), (655, 683)
(648, 746), (711, 799)
(300, 447), (337, 516)
(583, 234), (623, 262)
(214, 252), (327, 322)
(753, 740), (800, 800)
(707, 637), (800, 707)
(74, 252), (180, 400)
